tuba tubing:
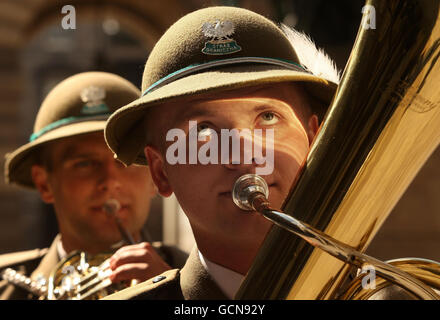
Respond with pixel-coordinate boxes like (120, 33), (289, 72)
(232, 174), (438, 300)
(236, 0), (440, 299)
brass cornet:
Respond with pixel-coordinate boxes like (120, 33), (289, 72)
(2, 199), (140, 300)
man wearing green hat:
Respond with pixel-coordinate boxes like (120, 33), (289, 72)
(103, 6), (339, 300)
(0, 72), (187, 300)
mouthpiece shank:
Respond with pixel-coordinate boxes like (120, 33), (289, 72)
(232, 174), (269, 211)
(103, 199), (135, 245)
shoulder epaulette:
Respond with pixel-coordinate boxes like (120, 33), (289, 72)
(102, 268), (182, 300)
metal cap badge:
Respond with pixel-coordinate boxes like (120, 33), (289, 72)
(202, 20), (242, 55)
(80, 86), (110, 114)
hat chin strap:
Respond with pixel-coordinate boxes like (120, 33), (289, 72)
(142, 56), (312, 97)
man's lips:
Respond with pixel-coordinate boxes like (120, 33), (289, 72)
(90, 204), (130, 213)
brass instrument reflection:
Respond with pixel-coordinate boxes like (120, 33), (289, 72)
(237, 0), (440, 300)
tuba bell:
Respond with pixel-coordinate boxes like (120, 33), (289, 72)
(236, 0), (440, 300)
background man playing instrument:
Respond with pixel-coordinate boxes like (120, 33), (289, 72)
(0, 72), (187, 300)
(103, 7), (339, 299)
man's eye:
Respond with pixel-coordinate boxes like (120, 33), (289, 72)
(259, 112), (279, 125)
(197, 123), (215, 137)
(73, 160), (93, 168)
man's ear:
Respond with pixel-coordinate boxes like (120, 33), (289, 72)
(145, 168), (159, 198)
(31, 165), (54, 204)
(144, 146), (173, 197)
(307, 114), (320, 144)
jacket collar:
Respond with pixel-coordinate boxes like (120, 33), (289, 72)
(30, 234), (62, 281)
(180, 246), (228, 300)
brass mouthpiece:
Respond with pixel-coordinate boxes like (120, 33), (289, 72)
(232, 174), (269, 211)
(102, 199), (135, 244)
(103, 199), (121, 215)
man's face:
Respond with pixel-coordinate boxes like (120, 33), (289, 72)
(32, 132), (155, 253)
(145, 83), (316, 248)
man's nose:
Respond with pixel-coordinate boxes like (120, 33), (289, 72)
(221, 129), (266, 172)
(97, 161), (123, 193)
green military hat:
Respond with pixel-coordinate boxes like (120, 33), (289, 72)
(5, 71), (140, 188)
(105, 6), (339, 166)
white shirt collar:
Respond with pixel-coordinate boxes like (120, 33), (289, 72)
(198, 250), (244, 299)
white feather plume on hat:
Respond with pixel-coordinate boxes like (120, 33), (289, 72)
(281, 24), (341, 84)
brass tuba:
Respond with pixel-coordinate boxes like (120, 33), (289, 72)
(236, 0), (440, 299)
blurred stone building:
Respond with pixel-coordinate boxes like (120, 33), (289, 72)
(0, 0), (438, 267)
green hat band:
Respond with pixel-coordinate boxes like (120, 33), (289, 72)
(141, 57), (310, 97)
(29, 113), (110, 142)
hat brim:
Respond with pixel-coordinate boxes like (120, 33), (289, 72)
(5, 120), (107, 189)
(105, 64), (337, 166)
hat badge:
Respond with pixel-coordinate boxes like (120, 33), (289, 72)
(79, 86), (110, 115)
(201, 20), (242, 55)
